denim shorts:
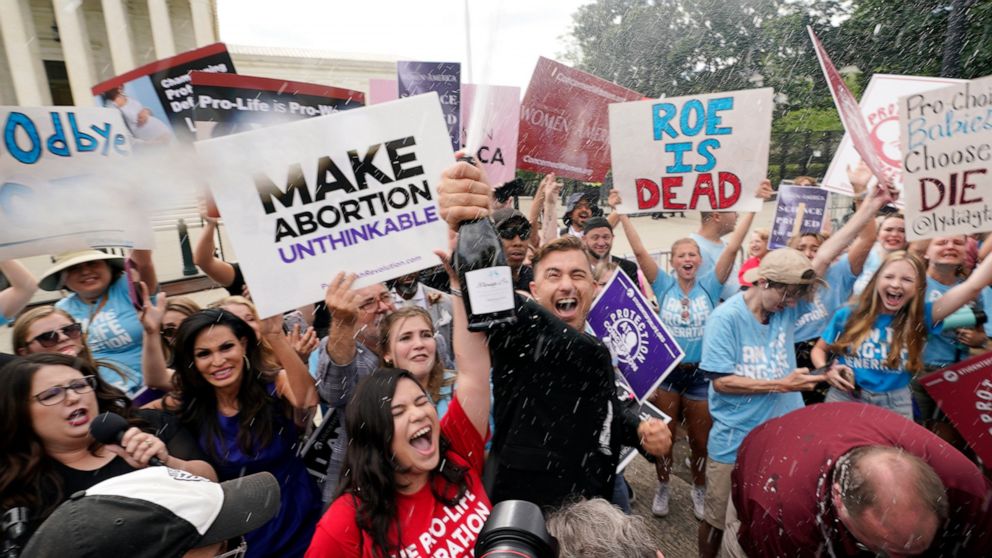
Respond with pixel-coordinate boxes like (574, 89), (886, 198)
(658, 364), (709, 401)
(825, 385), (913, 420)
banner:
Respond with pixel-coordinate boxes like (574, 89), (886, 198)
(91, 43), (236, 143)
(808, 27), (889, 188)
(0, 107), (152, 259)
(822, 74), (964, 199)
(369, 79), (520, 185)
(920, 351), (992, 466)
(191, 72), (365, 141)
(769, 184), (829, 249)
(587, 270), (684, 403)
(898, 75), (992, 240)
(609, 88), (773, 214)
(194, 94), (453, 318)
(397, 61), (461, 151)
(615, 376), (672, 474)
(518, 57), (643, 181)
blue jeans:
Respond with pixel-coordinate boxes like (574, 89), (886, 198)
(611, 474), (631, 514)
(825, 386), (913, 420)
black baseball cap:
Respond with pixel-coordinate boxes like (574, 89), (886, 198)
(491, 208), (530, 230)
(582, 216), (613, 234)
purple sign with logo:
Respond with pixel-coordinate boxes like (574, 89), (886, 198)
(770, 183), (829, 249)
(588, 270), (684, 403)
(398, 61), (461, 150)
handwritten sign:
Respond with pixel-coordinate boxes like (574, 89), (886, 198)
(769, 184), (829, 249)
(610, 88), (773, 214)
(898, 75), (992, 240)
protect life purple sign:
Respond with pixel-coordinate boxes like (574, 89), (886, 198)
(588, 270), (684, 403)
(769, 184), (829, 249)
(398, 61), (460, 150)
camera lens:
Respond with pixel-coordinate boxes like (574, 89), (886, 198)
(475, 500), (557, 558)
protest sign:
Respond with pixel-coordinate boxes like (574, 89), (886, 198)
(588, 269), (684, 403)
(769, 184), (829, 249)
(808, 27), (889, 189)
(194, 94), (453, 318)
(518, 57), (643, 181)
(369, 79), (520, 185)
(615, 376), (672, 474)
(191, 72), (364, 141)
(91, 43), (236, 143)
(397, 61), (461, 151)
(898, 75), (992, 240)
(822, 74), (964, 199)
(0, 107), (152, 259)
(609, 88), (773, 214)
(919, 351), (992, 466)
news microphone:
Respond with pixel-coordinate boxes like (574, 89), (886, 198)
(89, 412), (165, 467)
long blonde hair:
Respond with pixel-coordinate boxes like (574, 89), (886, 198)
(377, 306), (448, 403)
(12, 306), (128, 381)
(829, 251), (927, 373)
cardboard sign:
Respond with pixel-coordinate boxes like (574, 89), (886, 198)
(397, 61), (461, 151)
(91, 43), (236, 143)
(369, 79), (520, 185)
(0, 107), (152, 259)
(518, 57), (643, 181)
(610, 88), (773, 214)
(587, 270), (684, 403)
(615, 376), (672, 474)
(769, 184), (830, 249)
(191, 72), (364, 141)
(822, 74), (964, 198)
(898, 75), (992, 240)
(194, 94), (453, 318)
(919, 351), (992, 465)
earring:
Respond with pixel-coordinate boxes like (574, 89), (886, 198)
(243, 355), (251, 373)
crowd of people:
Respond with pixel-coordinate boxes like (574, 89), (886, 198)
(1, 156), (991, 558)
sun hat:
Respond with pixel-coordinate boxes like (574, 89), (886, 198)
(38, 250), (124, 291)
(22, 467), (280, 558)
(742, 247), (826, 286)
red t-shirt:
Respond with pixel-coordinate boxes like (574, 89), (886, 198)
(306, 396), (491, 558)
(732, 402), (992, 558)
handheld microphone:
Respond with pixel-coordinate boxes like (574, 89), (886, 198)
(89, 412), (165, 467)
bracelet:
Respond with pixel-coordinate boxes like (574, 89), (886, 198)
(449, 287), (463, 297)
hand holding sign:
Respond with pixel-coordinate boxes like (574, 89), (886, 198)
(637, 418), (672, 457)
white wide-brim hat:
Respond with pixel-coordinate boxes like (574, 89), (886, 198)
(39, 249), (125, 291)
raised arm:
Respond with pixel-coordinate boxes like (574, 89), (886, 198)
(138, 283), (173, 391)
(716, 212), (756, 284)
(846, 162), (878, 275)
(812, 180), (895, 276)
(266, 312), (318, 412)
(528, 175), (549, 251)
(0, 260), (37, 320)
(193, 208), (237, 287)
(541, 178), (563, 246)
(129, 249), (158, 295)
(932, 252), (992, 323)
(610, 189), (660, 284)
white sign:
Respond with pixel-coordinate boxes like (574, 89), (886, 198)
(0, 107), (152, 259)
(822, 74), (964, 200)
(898, 75), (992, 240)
(609, 88), (773, 214)
(194, 94), (453, 317)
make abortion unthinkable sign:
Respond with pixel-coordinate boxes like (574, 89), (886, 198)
(610, 88), (773, 214)
(899, 75), (992, 240)
(194, 93), (452, 318)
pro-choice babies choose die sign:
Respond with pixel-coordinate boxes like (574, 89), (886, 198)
(610, 88), (773, 214)
(194, 93), (452, 318)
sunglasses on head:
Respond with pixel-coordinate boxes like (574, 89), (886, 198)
(29, 323), (83, 348)
(498, 225), (531, 241)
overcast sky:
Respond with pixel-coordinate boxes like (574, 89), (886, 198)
(217, 0), (592, 92)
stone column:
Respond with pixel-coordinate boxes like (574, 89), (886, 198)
(101, 0), (137, 73)
(0, 0), (53, 105)
(52, 0), (98, 106)
(148, 0), (176, 58)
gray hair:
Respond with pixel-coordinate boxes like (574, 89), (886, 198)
(546, 498), (658, 558)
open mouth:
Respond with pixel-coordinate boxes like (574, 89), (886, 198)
(555, 298), (578, 313)
(410, 426), (434, 455)
(211, 367), (234, 381)
(67, 408), (89, 427)
(883, 289), (905, 308)
(680, 264), (695, 273)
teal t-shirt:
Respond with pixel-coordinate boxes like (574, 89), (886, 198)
(794, 255), (857, 342)
(652, 269), (723, 363)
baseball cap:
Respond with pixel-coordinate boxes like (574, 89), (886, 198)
(491, 208), (529, 230)
(742, 248), (825, 286)
(582, 216), (612, 235)
(22, 467), (280, 558)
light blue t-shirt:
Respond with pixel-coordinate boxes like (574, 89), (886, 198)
(56, 275), (145, 396)
(689, 232), (740, 299)
(852, 245), (884, 296)
(652, 269), (723, 363)
(794, 255), (858, 342)
(0, 314), (9, 327)
(821, 302), (939, 392)
(923, 277), (989, 366)
(701, 294), (804, 464)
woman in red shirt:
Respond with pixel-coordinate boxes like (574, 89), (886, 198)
(306, 258), (492, 558)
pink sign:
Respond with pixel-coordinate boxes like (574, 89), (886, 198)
(367, 79), (520, 185)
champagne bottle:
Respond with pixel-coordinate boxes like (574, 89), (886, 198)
(453, 157), (517, 331)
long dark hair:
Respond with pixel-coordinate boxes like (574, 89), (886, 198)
(0, 354), (133, 520)
(167, 308), (282, 462)
(338, 368), (469, 557)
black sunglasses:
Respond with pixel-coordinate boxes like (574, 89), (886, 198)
(29, 323), (83, 348)
(498, 225), (531, 241)
(160, 325), (178, 340)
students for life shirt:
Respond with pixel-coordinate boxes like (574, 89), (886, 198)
(922, 276), (990, 367)
(56, 275), (144, 396)
(794, 255), (857, 343)
(689, 232), (739, 299)
(306, 395), (491, 558)
(652, 269), (723, 364)
(701, 294), (806, 464)
(820, 302), (939, 392)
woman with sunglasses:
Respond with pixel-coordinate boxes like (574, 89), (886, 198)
(0, 353), (214, 544)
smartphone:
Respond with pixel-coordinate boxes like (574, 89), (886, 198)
(808, 360), (834, 376)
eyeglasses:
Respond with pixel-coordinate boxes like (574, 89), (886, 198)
(28, 323), (83, 348)
(32, 375), (97, 406)
(767, 282), (810, 301)
(358, 292), (393, 313)
(498, 225), (531, 241)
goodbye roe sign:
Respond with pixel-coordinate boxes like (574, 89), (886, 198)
(194, 94), (452, 318)
(610, 88), (773, 214)
(899, 75), (992, 240)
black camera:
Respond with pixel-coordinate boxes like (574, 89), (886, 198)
(475, 500), (557, 558)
